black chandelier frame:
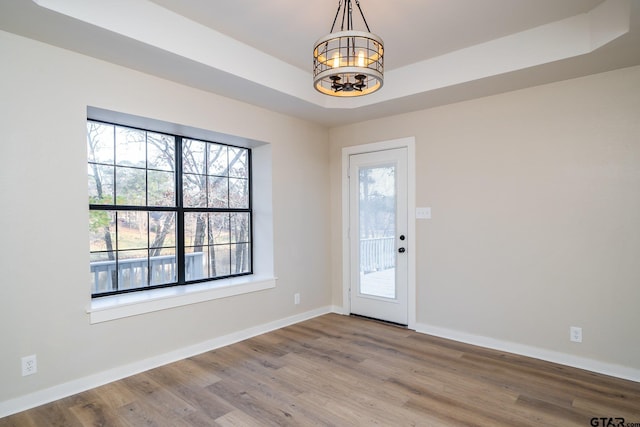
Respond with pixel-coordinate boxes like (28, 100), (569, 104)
(313, 0), (384, 97)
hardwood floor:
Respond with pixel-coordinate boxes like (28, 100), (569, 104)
(2, 313), (639, 426)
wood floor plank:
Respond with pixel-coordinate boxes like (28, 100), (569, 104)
(23, 402), (83, 427)
(572, 396), (640, 420)
(116, 400), (190, 427)
(90, 381), (139, 411)
(206, 378), (296, 426)
(117, 371), (198, 425)
(2, 313), (639, 426)
(0, 412), (40, 427)
(180, 410), (219, 427)
(151, 358), (223, 389)
(144, 369), (234, 421)
(68, 399), (128, 427)
(515, 394), (592, 426)
(214, 409), (266, 427)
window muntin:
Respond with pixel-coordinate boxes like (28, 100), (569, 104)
(88, 120), (252, 297)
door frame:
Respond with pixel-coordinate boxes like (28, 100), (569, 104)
(341, 137), (416, 329)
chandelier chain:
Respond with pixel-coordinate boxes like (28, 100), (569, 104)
(330, 0), (343, 33)
(354, 0), (371, 32)
(329, 0), (371, 33)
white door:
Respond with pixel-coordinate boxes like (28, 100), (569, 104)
(349, 148), (408, 325)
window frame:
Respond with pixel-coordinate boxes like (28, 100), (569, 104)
(88, 119), (253, 298)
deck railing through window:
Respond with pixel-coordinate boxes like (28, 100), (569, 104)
(90, 252), (204, 294)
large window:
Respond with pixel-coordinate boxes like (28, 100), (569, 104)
(87, 120), (252, 297)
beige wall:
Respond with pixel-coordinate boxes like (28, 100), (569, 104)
(330, 65), (640, 371)
(0, 30), (330, 404)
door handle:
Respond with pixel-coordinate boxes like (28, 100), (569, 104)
(398, 247), (406, 253)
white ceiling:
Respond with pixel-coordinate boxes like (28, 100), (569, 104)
(1, 0), (639, 126)
(149, 0), (605, 71)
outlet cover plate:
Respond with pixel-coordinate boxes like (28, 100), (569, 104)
(570, 326), (582, 343)
(21, 354), (37, 376)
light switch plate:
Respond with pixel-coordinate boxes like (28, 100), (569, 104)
(416, 207), (431, 219)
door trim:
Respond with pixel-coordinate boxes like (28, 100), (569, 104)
(341, 137), (416, 329)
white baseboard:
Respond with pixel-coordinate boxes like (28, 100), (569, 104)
(329, 304), (347, 315)
(415, 322), (640, 383)
(0, 306), (333, 418)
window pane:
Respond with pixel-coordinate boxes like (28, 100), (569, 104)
(116, 126), (145, 167)
(208, 144), (228, 176)
(231, 243), (250, 274)
(212, 245), (231, 277)
(90, 252), (116, 294)
(209, 213), (230, 244)
(182, 139), (206, 175)
(208, 176), (228, 208)
(88, 164), (114, 204)
(89, 210), (116, 252)
(117, 249), (148, 290)
(149, 211), (176, 248)
(230, 212), (250, 243)
(183, 173), (207, 207)
(229, 147), (248, 178)
(148, 170), (175, 207)
(150, 247), (176, 286)
(229, 178), (248, 209)
(87, 121), (114, 165)
(116, 211), (148, 250)
(185, 247), (207, 281)
(184, 212), (208, 247)
(147, 132), (174, 171)
(116, 166), (146, 205)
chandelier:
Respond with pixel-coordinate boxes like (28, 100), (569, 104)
(313, 0), (384, 97)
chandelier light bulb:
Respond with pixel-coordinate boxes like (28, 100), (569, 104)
(332, 52), (340, 68)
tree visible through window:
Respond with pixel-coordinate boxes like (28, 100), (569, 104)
(87, 120), (252, 297)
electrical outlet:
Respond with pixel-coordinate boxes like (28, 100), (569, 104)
(570, 326), (582, 343)
(22, 354), (37, 376)
(294, 293), (300, 305)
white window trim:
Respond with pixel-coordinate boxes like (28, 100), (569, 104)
(86, 107), (275, 323)
(87, 276), (277, 324)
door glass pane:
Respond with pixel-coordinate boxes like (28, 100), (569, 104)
(359, 165), (396, 298)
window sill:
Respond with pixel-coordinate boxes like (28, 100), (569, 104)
(87, 276), (277, 324)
